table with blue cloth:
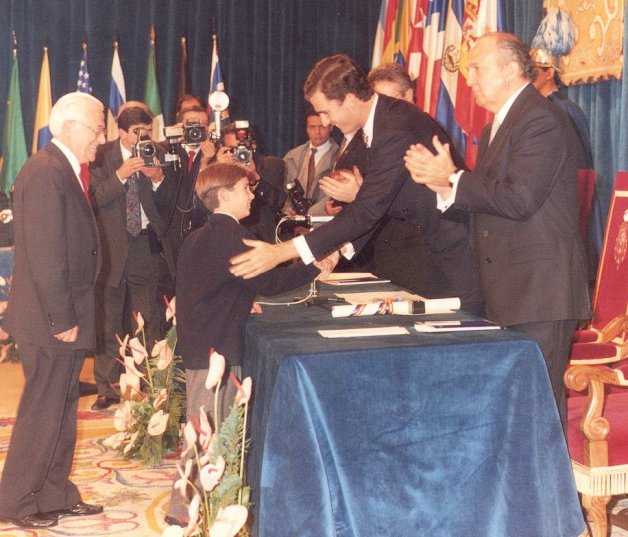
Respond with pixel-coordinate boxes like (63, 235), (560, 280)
(243, 283), (585, 537)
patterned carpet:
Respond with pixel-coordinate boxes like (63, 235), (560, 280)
(0, 362), (175, 537)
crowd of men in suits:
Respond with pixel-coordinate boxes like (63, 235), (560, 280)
(0, 31), (591, 529)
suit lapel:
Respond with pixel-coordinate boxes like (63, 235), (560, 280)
(475, 84), (534, 173)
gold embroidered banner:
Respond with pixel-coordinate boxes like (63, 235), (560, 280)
(546, 0), (624, 85)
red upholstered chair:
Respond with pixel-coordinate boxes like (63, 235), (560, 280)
(565, 361), (628, 536)
(570, 172), (628, 366)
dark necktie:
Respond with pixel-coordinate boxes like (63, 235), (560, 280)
(187, 150), (196, 174)
(333, 137), (347, 171)
(126, 174), (141, 237)
(79, 163), (91, 205)
(306, 147), (317, 197)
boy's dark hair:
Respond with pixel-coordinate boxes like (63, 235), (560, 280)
(304, 54), (373, 103)
(118, 107), (152, 132)
(195, 163), (247, 212)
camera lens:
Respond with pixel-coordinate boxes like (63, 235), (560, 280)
(140, 142), (156, 158)
(185, 125), (207, 144)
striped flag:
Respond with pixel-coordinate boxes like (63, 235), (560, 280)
(371, 0), (505, 168)
(434, 0), (466, 157)
(144, 26), (164, 141)
(107, 40), (126, 141)
(453, 0), (506, 166)
(416, 0), (447, 117)
(76, 42), (92, 93)
(207, 33), (226, 114)
(32, 46), (52, 153)
(0, 37), (28, 194)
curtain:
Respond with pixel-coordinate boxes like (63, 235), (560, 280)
(0, 0), (380, 159)
(568, 2), (628, 247)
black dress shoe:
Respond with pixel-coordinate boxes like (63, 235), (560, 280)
(91, 396), (119, 411)
(47, 501), (103, 517)
(164, 515), (187, 527)
(0, 513), (58, 528)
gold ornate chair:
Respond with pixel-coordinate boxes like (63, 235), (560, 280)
(565, 361), (628, 536)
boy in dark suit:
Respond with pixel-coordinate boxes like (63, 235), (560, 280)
(165, 162), (325, 525)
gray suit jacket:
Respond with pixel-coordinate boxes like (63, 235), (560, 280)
(283, 139), (339, 214)
(90, 140), (175, 287)
(454, 84), (590, 326)
(5, 142), (101, 349)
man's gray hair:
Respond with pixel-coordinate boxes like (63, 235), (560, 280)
(49, 92), (104, 137)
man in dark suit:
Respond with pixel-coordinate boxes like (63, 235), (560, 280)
(90, 106), (175, 410)
(0, 92), (105, 529)
(321, 62), (442, 292)
(405, 32), (590, 425)
(156, 105), (216, 265)
(230, 54), (483, 315)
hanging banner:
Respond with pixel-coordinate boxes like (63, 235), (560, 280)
(547, 0), (624, 84)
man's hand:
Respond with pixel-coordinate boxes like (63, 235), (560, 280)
(199, 140), (217, 170)
(250, 303), (263, 314)
(403, 135), (456, 196)
(117, 156), (146, 181)
(142, 157), (165, 183)
(54, 325), (79, 343)
(324, 199), (343, 215)
(230, 239), (297, 279)
(216, 145), (233, 165)
(314, 251), (340, 279)
(319, 166), (363, 203)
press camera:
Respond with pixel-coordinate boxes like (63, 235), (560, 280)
(285, 179), (312, 215)
(132, 129), (157, 167)
(230, 120), (255, 166)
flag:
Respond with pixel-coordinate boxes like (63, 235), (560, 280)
(434, 0), (466, 157)
(176, 36), (190, 106)
(371, 0), (505, 168)
(0, 37), (28, 194)
(107, 40), (126, 141)
(144, 26), (164, 141)
(32, 46), (52, 153)
(207, 33), (226, 114)
(371, 0), (389, 68)
(77, 42), (92, 93)
(372, 0), (400, 66)
(453, 0), (506, 166)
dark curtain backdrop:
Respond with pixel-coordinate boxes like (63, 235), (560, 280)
(0, 0), (625, 240)
(0, 0), (380, 158)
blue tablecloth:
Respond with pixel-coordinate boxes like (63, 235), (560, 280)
(243, 284), (585, 537)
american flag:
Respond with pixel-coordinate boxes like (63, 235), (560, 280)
(77, 43), (92, 93)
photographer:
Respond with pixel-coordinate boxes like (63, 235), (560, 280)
(283, 108), (339, 216)
(215, 122), (286, 242)
(155, 106), (216, 261)
(89, 105), (175, 410)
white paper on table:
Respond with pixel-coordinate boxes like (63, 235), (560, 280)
(334, 290), (423, 304)
(318, 326), (409, 338)
(320, 272), (391, 285)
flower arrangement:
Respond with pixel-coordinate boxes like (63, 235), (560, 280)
(162, 350), (252, 537)
(104, 297), (186, 467)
